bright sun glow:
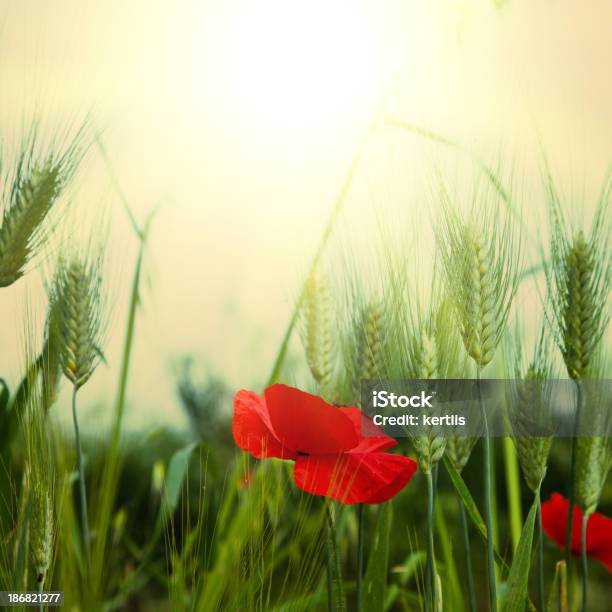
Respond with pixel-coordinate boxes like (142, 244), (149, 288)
(221, 0), (393, 130)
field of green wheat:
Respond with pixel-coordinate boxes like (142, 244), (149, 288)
(0, 2), (611, 611)
(0, 122), (609, 612)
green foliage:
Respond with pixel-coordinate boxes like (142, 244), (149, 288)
(443, 456), (507, 570)
(362, 502), (393, 611)
(1, 119), (611, 612)
(500, 495), (538, 612)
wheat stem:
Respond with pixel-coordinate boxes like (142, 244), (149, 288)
(356, 503), (364, 612)
(425, 470), (436, 612)
(565, 381), (582, 585)
(536, 492), (545, 612)
(72, 386), (90, 565)
(457, 493), (476, 612)
(580, 512), (589, 612)
(477, 368), (497, 612)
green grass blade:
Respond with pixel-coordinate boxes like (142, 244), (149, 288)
(501, 494), (539, 612)
(90, 144), (156, 598)
(435, 497), (465, 612)
(442, 456), (507, 570)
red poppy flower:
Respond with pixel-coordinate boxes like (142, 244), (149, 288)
(232, 384), (417, 504)
(541, 493), (612, 572)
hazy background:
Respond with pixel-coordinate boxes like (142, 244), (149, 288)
(0, 0), (610, 433)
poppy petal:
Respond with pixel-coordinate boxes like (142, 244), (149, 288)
(293, 452), (416, 505)
(541, 493), (612, 573)
(340, 407), (397, 453)
(232, 390), (296, 459)
(264, 384), (359, 454)
(585, 509), (612, 572)
(541, 493), (582, 553)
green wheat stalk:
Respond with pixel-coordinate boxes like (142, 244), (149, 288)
(437, 180), (520, 612)
(48, 251), (106, 566)
(543, 173), (611, 602)
(507, 325), (555, 611)
(345, 295), (386, 611)
(573, 357), (612, 612)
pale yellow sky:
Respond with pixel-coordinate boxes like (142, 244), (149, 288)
(0, 0), (610, 432)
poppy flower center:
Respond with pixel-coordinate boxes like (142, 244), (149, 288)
(296, 451), (310, 456)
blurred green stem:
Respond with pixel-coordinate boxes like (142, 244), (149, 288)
(425, 470), (436, 612)
(477, 369), (497, 611)
(537, 492), (545, 612)
(72, 386), (90, 565)
(325, 503), (345, 611)
(93, 137), (156, 599)
(565, 382), (582, 588)
(326, 545), (333, 612)
(356, 503), (364, 611)
(502, 437), (522, 552)
(580, 512), (589, 612)
(457, 493), (476, 612)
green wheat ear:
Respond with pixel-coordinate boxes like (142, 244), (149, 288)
(437, 184), (519, 370)
(300, 271), (336, 397)
(436, 298), (477, 473)
(30, 479), (53, 585)
(49, 254), (105, 390)
(0, 161), (63, 286)
(41, 296), (64, 410)
(574, 435), (611, 516)
(408, 330), (446, 474)
(343, 298), (386, 405)
(356, 300), (385, 383)
(574, 371), (612, 516)
(402, 295), (467, 474)
(546, 177), (610, 380)
(508, 327), (554, 494)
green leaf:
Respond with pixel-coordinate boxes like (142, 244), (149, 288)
(161, 441), (198, 518)
(363, 501), (393, 612)
(501, 495), (539, 612)
(443, 456), (507, 569)
(144, 441), (199, 550)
